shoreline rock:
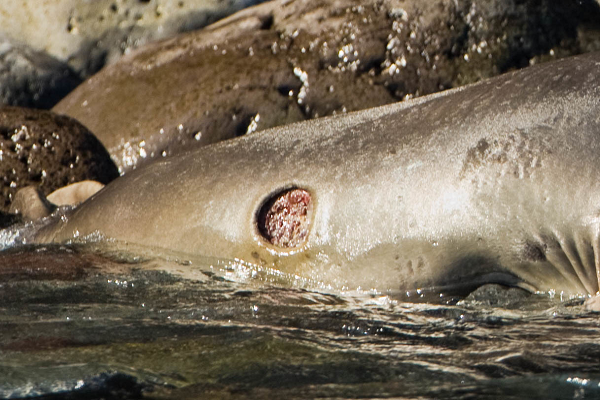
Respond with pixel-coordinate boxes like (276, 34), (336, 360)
(0, 106), (119, 216)
(52, 0), (600, 171)
(0, 36), (81, 109)
(0, 0), (268, 78)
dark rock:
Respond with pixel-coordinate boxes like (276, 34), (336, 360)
(52, 0), (600, 172)
(0, 364), (160, 399)
(460, 284), (533, 309)
(0, 36), (81, 109)
(0, 106), (119, 213)
(0, 211), (20, 229)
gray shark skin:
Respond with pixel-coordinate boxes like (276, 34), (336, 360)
(35, 52), (600, 299)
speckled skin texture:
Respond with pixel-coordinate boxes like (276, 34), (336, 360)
(52, 0), (600, 172)
(0, 106), (119, 214)
(37, 53), (600, 298)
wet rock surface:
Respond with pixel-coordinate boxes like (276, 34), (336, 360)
(0, 245), (138, 282)
(0, 0), (267, 78)
(459, 284), (537, 309)
(0, 106), (119, 217)
(0, 36), (81, 109)
(52, 0), (600, 172)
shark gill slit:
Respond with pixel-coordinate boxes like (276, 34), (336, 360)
(562, 234), (596, 294)
(573, 229), (599, 294)
(592, 232), (600, 294)
(539, 231), (588, 294)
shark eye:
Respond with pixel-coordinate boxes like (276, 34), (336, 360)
(257, 188), (312, 248)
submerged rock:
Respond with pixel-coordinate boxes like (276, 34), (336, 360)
(0, 366), (151, 400)
(52, 0), (600, 172)
(459, 284), (534, 309)
(0, 106), (119, 216)
(0, 36), (81, 109)
(0, 0), (268, 78)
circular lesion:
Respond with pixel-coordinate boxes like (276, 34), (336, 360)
(256, 188), (312, 248)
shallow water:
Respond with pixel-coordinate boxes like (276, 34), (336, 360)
(0, 244), (599, 399)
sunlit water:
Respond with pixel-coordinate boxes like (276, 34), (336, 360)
(0, 237), (599, 399)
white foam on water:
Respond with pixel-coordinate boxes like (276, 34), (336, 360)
(0, 206), (73, 251)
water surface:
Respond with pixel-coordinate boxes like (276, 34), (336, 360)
(0, 244), (599, 399)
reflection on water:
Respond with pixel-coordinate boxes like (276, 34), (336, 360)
(0, 244), (599, 399)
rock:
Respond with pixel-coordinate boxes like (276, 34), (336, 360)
(0, 106), (119, 214)
(52, 0), (600, 172)
(585, 295), (600, 312)
(9, 186), (56, 221)
(0, 211), (19, 229)
(459, 284), (533, 309)
(47, 180), (104, 206)
(0, 0), (268, 78)
(0, 245), (132, 282)
(8, 181), (103, 222)
(0, 35), (81, 109)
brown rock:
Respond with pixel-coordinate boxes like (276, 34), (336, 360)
(47, 180), (104, 206)
(0, 245), (132, 282)
(0, 106), (119, 214)
(53, 0), (600, 172)
(7, 181), (104, 222)
(9, 186), (56, 221)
